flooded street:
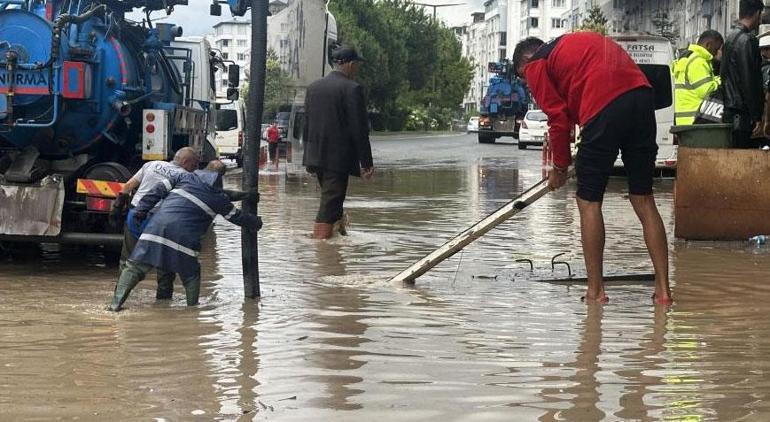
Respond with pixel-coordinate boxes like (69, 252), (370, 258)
(3, 133), (770, 421)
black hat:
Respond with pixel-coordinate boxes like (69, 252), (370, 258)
(331, 47), (365, 64)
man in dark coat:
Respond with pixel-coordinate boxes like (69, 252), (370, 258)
(108, 160), (262, 311)
(302, 46), (374, 239)
(721, 0), (765, 148)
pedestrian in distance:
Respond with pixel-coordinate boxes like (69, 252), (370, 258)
(673, 30), (723, 125)
(108, 160), (262, 312)
(110, 147), (200, 300)
(302, 46), (374, 240)
(512, 32), (673, 305)
(721, 0), (765, 148)
(267, 122), (281, 167)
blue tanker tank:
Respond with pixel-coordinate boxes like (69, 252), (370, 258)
(0, 0), (185, 158)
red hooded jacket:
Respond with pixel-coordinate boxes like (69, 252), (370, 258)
(523, 32), (650, 168)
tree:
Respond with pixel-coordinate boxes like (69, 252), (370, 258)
(578, 5), (608, 35)
(329, 0), (472, 130)
(651, 11), (680, 45)
(241, 49), (293, 121)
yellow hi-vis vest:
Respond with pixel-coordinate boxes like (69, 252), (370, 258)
(673, 44), (721, 125)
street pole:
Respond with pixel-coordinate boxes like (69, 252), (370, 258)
(242, 0), (268, 298)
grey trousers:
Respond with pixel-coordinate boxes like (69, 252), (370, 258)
(109, 260), (201, 311)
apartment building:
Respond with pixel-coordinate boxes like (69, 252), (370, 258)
(211, 19), (251, 95)
(509, 0), (571, 44)
(460, 12), (489, 112)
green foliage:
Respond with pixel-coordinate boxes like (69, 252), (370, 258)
(651, 11), (680, 45)
(241, 49), (293, 122)
(330, 0), (473, 130)
(578, 5), (608, 35)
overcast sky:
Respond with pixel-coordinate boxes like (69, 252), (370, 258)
(128, 0), (486, 36)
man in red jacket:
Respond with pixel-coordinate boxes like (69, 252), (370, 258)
(512, 32), (672, 305)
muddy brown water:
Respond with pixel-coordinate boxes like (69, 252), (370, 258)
(2, 135), (770, 420)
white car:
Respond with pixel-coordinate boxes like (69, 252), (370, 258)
(518, 110), (548, 150)
(467, 116), (479, 133)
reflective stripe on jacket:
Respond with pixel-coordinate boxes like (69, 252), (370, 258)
(673, 44), (720, 125)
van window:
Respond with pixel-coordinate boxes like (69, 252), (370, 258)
(293, 112), (305, 141)
(638, 64), (673, 110)
(216, 109), (239, 131)
(526, 111), (548, 121)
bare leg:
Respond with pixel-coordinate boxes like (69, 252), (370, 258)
(577, 197), (607, 302)
(629, 194), (672, 305)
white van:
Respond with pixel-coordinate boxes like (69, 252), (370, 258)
(215, 100), (245, 165)
(611, 35), (677, 170)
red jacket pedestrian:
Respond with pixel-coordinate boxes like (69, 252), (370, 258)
(267, 124), (280, 144)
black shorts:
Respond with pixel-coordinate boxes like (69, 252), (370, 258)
(575, 87), (658, 202)
(268, 142), (279, 158)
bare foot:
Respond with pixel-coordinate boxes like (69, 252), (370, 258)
(581, 294), (609, 304)
(652, 293), (673, 306)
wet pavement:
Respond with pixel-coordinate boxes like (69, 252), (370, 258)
(2, 133), (770, 420)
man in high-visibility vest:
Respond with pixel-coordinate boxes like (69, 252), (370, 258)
(673, 30), (724, 125)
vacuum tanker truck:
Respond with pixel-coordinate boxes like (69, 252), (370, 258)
(0, 0), (241, 248)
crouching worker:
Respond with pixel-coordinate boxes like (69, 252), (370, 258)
(108, 160), (262, 311)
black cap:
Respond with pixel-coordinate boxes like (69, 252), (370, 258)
(331, 47), (365, 64)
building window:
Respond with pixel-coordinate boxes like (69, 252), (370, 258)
(551, 0), (565, 7)
(613, 0), (623, 9)
(238, 25), (248, 35)
(221, 39), (229, 47)
(237, 40), (247, 47)
(222, 52), (229, 59)
(530, 0), (538, 7)
(552, 18), (563, 28)
(529, 17), (539, 28)
(237, 53), (246, 61)
(499, 32), (507, 46)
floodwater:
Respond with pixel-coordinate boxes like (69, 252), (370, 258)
(3, 134), (770, 421)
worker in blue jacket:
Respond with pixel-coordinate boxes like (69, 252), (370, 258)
(108, 160), (262, 311)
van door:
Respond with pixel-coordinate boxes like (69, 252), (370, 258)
(612, 36), (677, 169)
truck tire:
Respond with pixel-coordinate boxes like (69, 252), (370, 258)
(478, 133), (495, 144)
(518, 142), (527, 150)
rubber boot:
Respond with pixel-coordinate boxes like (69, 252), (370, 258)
(312, 223), (334, 239)
(182, 273), (201, 306)
(109, 263), (146, 311)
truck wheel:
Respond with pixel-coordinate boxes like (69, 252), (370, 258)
(84, 162), (132, 182)
(518, 142), (527, 150)
(478, 133), (494, 144)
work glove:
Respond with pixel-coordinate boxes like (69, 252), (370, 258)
(223, 188), (259, 202)
(109, 193), (129, 227)
(133, 210), (147, 228)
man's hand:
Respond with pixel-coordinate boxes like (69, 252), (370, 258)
(109, 193), (129, 226)
(547, 166), (568, 191)
(133, 210), (147, 228)
(361, 167), (375, 180)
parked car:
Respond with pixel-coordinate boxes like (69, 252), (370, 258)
(467, 116), (479, 133)
(518, 110), (548, 150)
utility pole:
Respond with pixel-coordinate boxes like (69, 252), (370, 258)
(242, 0), (268, 298)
